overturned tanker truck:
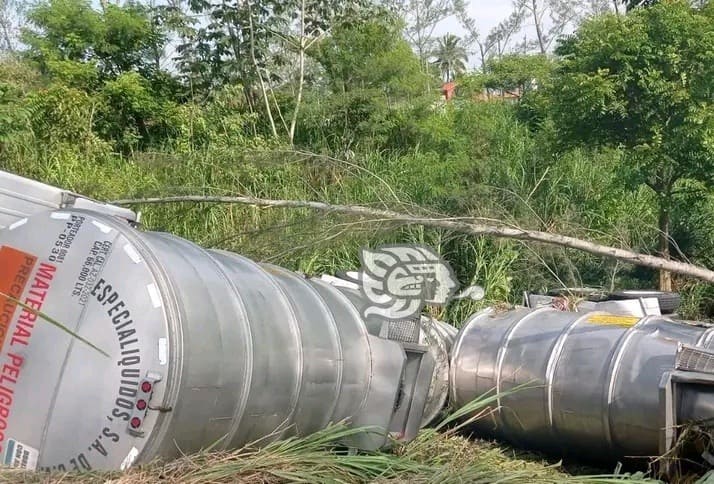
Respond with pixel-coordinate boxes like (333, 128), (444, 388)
(0, 169), (714, 473)
(0, 170), (455, 472)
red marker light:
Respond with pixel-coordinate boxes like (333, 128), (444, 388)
(130, 417), (141, 429)
(136, 399), (147, 411)
(141, 381), (152, 393)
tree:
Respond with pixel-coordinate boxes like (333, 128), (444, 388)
(23, 0), (168, 79)
(177, 0), (286, 137)
(549, 1), (714, 290)
(485, 53), (553, 97)
(276, 0), (367, 145)
(178, 0), (365, 142)
(391, 0), (455, 69)
(621, 0), (710, 10)
(302, 15), (427, 151)
(0, 0), (25, 52)
(314, 15), (424, 95)
(21, 0), (182, 151)
(514, 0), (584, 54)
(622, 0), (659, 10)
(454, 0), (525, 72)
(432, 34), (467, 82)
(23, 0), (103, 63)
(587, 0), (615, 15)
(456, 0), (610, 66)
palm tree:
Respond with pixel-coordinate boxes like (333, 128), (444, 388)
(432, 34), (468, 83)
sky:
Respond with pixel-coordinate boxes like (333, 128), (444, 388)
(434, 1), (529, 67)
(438, 1), (517, 38)
(77, 0), (558, 70)
(433, 0), (587, 67)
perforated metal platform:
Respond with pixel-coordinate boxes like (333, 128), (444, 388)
(676, 344), (714, 374)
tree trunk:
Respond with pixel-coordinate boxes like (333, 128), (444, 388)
(288, 0), (306, 147)
(479, 43), (490, 99)
(658, 197), (672, 291)
(0, 4), (13, 53)
(531, 0), (547, 54)
(479, 43), (487, 74)
(247, 11), (279, 140)
(0, 24), (12, 52)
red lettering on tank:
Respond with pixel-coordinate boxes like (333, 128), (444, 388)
(0, 260), (56, 453)
(0, 247), (37, 352)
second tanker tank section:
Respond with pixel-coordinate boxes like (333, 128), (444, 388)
(450, 306), (714, 462)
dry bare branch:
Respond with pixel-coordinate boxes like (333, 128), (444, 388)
(112, 195), (714, 283)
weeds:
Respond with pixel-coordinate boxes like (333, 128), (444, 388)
(0, 394), (658, 484)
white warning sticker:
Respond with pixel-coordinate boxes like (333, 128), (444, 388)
(4, 439), (39, 470)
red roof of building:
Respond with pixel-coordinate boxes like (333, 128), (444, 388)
(441, 82), (456, 101)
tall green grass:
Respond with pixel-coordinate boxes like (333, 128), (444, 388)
(0, 392), (657, 483)
(2, 99), (711, 318)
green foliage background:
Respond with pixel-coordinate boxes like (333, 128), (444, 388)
(1, 0), (713, 323)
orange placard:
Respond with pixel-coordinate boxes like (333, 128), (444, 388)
(0, 246), (37, 351)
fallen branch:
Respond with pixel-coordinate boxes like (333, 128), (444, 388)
(112, 195), (714, 284)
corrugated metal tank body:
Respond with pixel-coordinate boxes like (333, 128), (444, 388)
(325, 282), (454, 428)
(0, 209), (417, 471)
(450, 307), (714, 460)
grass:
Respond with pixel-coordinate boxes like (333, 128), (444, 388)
(0, 427), (655, 484)
(0, 393), (657, 484)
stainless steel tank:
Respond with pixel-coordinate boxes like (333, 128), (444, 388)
(318, 275), (457, 428)
(0, 208), (433, 472)
(450, 307), (714, 461)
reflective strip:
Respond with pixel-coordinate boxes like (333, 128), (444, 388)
(586, 314), (640, 327)
(8, 218), (27, 231)
(91, 220), (112, 234)
(147, 284), (162, 308)
(123, 244), (142, 264)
